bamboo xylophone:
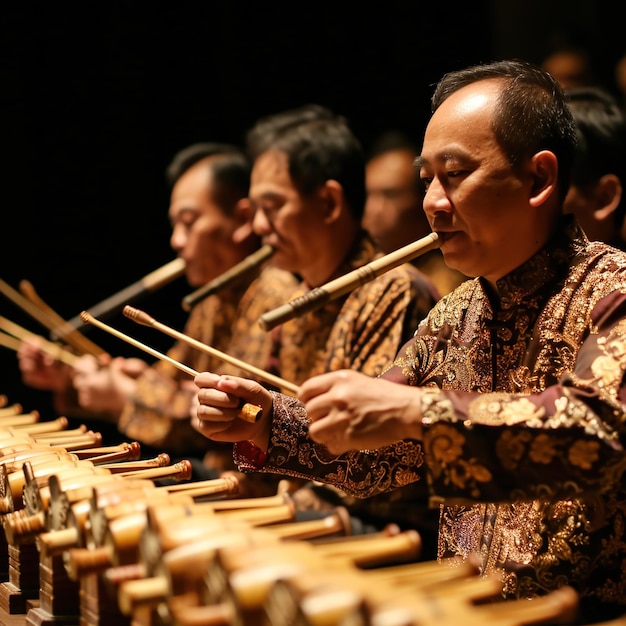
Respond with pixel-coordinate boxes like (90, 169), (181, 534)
(0, 393), (624, 626)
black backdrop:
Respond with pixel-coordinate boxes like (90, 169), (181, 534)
(1, 4), (495, 415)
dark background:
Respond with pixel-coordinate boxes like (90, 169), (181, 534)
(1, 2), (624, 418)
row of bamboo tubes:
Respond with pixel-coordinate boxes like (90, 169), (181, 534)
(0, 393), (620, 626)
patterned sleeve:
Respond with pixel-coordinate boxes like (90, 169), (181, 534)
(234, 391), (426, 498)
(414, 290), (626, 503)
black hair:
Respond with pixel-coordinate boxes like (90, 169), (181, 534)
(246, 104), (366, 220)
(165, 142), (251, 213)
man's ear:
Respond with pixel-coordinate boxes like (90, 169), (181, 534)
(320, 179), (345, 223)
(529, 150), (559, 207)
(232, 197), (255, 243)
(594, 173), (623, 221)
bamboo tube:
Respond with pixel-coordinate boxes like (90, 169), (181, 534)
(0, 401), (23, 417)
(145, 492), (294, 531)
(80, 310), (264, 422)
(36, 431), (102, 450)
(71, 441), (142, 463)
(97, 452), (171, 473)
(61, 257), (187, 333)
(0, 410), (40, 427)
(182, 244), (274, 311)
(456, 585), (579, 626)
(0, 445), (73, 466)
(259, 231), (440, 331)
(7, 415), (68, 435)
(169, 602), (235, 626)
(123, 305), (300, 396)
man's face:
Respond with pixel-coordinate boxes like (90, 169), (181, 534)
(417, 80), (542, 285)
(169, 159), (244, 288)
(363, 149), (431, 253)
(249, 150), (327, 281)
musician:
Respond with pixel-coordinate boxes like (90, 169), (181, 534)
(192, 60), (626, 621)
(18, 142), (297, 474)
(220, 104), (441, 541)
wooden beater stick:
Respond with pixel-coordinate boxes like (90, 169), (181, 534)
(123, 305), (300, 396)
(79, 311), (262, 423)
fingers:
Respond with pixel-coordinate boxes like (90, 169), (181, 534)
(299, 370), (357, 422)
(298, 371), (336, 403)
(191, 373), (272, 446)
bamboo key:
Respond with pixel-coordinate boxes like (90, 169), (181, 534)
(122, 305), (300, 396)
(79, 311), (263, 423)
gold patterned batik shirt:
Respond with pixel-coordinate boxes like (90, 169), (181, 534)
(237, 218), (626, 621)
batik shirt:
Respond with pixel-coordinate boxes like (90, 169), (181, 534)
(235, 218), (626, 621)
(117, 265), (298, 457)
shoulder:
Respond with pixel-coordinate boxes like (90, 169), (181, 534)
(579, 242), (626, 295)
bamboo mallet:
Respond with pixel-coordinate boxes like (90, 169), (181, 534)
(79, 311), (262, 423)
(123, 305), (300, 396)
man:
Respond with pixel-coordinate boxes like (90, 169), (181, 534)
(215, 104), (440, 536)
(192, 61), (626, 620)
(363, 130), (466, 296)
(563, 86), (626, 250)
(19, 142), (296, 473)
